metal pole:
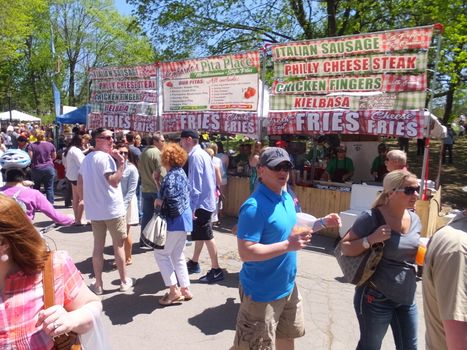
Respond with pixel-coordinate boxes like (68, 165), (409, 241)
(420, 27), (443, 199)
(258, 45), (269, 141)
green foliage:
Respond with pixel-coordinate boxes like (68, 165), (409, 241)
(0, 0), (156, 120)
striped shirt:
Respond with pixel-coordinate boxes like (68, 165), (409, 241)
(0, 251), (84, 350)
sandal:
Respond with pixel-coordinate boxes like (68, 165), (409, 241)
(159, 292), (185, 306)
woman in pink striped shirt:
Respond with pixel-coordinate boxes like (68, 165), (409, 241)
(0, 194), (102, 349)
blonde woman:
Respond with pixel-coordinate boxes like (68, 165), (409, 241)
(341, 170), (421, 350)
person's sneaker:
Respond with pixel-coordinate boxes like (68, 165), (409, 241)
(119, 277), (136, 292)
(186, 259), (201, 274)
(90, 284), (103, 295)
(199, 268), (224, 284)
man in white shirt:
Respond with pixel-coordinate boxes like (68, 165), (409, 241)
(78, 127), (134, 294)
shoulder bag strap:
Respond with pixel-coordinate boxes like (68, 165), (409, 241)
(43, 251), (55, 308)
(372, 207), (386, 227)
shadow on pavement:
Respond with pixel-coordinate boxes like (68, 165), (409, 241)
(102, 272), (166, 325)
(188, 297), (239, 335)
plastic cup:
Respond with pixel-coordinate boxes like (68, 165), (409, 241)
(296, 212), (317, 230)
(415, 237), (429, 266)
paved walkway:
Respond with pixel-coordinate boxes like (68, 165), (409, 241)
(35, 200), (426, 350)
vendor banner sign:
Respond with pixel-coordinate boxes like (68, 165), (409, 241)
(270, 91), (426, 111)
(160, 52), (260, 112)
(89, 63), (158, 130)
(274, 54), (427, 78)
(272, 26), (433, 61)
(162, 112), (257, 135)
(88, 112), (157, 133)
(268, 110), (424, 138)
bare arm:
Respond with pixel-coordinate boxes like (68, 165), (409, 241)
(37, 283), (102, 336)
(238, 228), (311, 262)
(105, 150), (125, 188)
(340, 224), (392, 256)
(443, 320), (467, 350)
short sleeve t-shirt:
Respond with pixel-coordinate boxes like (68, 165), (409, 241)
(29, 141), (55, 169)
(79, 151), (125, 220)
(423, 214), (467, 350)
(237, 183), (297, 302)
(352, 209), (421, 305)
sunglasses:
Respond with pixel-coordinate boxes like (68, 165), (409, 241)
(395, 186), (420, 195)
(97, 135), (113, 141)
(119, 151), (128, 155)
(337, 149), (346, 153)
(267, 163), (292, 172)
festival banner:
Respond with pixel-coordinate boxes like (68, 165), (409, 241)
(272, 26), (433, 61)
(274, 54), (427, 78)
(89, 63), (158, 129)
(160, 52), (260, 112)
(272, 74), (426, 95)
(270, 91), (426, 111)
(88, 113), (157, 133)
(267, 110), (424, 138)
(89, 64), (157, 80)
(162, 112), (258, 135)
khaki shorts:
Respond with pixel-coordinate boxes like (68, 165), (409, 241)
(232, 284), (305, 349)
(91, 216), (127, 241)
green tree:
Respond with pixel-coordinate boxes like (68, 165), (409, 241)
(129, 0), (466, 122)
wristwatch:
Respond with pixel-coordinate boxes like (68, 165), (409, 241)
(362, 237), (370, 249)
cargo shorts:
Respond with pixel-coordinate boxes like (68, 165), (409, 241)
(232, 283), (305, 349)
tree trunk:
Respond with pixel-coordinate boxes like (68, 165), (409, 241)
(443, 83), (455, 124)
(327, 0), (337, 36)
(68, 61), (76, 105)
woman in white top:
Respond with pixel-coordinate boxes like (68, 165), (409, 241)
(63, 134), (85, 225)
(118, 143), (139, 265)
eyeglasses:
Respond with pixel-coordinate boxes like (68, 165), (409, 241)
(267, 163), (292, 172)
(119, 151), (128, 155)
(395, 186), (420, 195)
(97, 135), (113, 141)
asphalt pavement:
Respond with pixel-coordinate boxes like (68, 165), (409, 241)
(34, 197), (426, 350)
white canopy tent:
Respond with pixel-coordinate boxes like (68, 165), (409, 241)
(0, 110), (41, 122)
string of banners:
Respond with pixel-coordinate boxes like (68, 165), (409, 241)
(87, 25), (435, 137)
(268, 25), (434, 138)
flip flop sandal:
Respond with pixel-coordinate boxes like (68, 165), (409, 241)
(159, 292), (185, 306)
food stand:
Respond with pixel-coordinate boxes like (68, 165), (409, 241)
(221, 25), (445, 238)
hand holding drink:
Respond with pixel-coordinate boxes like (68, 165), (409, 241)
(415, 237), (429, 266)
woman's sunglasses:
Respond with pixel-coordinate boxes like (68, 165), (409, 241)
(395, 186), (420, 195)
(267, 163), (292, 172)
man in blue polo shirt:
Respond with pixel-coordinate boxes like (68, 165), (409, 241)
(232, 147), (340, 349)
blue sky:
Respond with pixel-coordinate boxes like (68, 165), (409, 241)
(114, 0), (133, 16)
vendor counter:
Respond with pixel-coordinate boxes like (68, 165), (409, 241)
(224, 175), (441, 239)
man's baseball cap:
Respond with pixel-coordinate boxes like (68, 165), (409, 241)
(259, 147), (292, 168)
(180, 129), (199, 139)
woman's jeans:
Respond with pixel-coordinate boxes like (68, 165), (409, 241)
(354, 284), (417, 350)
(31, 166), (56, 204)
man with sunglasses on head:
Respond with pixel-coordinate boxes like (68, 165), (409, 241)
(78, 127), (134, 295)
(233, 147), (340, 349)
(180, 129), (224, 283)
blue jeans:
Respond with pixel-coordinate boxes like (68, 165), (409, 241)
(354, 284), (417, 350)
(141, 192), (159, 233)
(31, 166), (56, 204)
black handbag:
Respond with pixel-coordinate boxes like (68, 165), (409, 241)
(334, 208), (385, 287)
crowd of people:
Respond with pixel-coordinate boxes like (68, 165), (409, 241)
(0, 123), (465, 350)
